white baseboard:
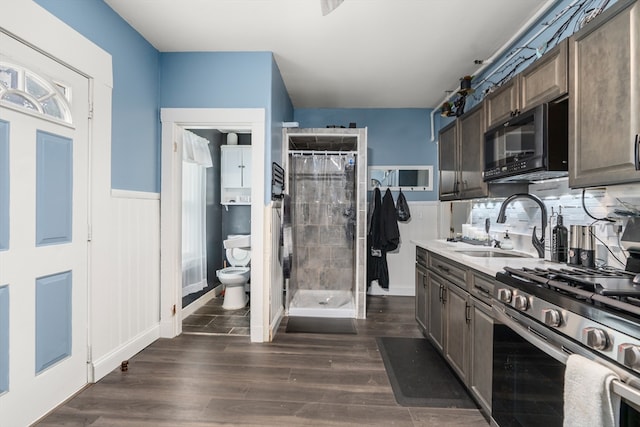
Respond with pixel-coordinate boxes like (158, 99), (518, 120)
(91, 324), (160, 381)
(368, 280), (415, 296)
(269, 305), (284, 341)
(182, 286), (222, 318)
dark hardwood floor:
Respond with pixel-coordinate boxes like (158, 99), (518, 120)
(36, 296), (489, 426)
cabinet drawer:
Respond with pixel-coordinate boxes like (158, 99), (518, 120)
(428, 252), (467, 288)
(416, 246), (428, 267)
(470, 273), (495, 304)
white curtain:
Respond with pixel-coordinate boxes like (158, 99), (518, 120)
(182, 130), (213, 298)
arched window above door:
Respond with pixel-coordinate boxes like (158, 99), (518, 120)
(0, 62), (72, 124)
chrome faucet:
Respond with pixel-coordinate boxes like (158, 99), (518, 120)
(496, 193), (547, 258)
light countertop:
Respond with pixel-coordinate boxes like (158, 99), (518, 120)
(411, 239), (563, 277)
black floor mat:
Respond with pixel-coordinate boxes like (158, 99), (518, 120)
(376, 336), (478, 408)
(285, 316), (356, 334)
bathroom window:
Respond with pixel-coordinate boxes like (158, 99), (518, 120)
(369, 166), (433, 191)
(0, 62), (72, 124)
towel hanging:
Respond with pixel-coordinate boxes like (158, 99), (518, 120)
(563, 354), (620, 427)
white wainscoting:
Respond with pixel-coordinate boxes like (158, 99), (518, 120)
(369, 202), (440, 296)
(90, 190), (161, 380)
(266, 202), (284, 340)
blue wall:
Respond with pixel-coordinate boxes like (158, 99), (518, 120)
(160, 52), (272, 109)
(36, 0), (606, 200)
(270, 58), (294, 175)
(36, 0), (161, 193)
(294, 108), (437, 201)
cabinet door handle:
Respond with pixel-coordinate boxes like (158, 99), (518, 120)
(441, 286), (447, 303)
(465, 302), (471, 324)
(635, 134), (640, 171)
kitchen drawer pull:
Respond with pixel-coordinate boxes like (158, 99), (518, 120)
(474, 284), (491, 295)
(635, 134), (640, 171)
(436, 264), (450, 273)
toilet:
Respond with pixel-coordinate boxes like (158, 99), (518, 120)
(216, 235), (250, 310)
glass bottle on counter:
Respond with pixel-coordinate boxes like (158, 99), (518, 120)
(551, 212), (568, 263)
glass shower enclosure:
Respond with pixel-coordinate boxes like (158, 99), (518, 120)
(283, 128), (367, 319)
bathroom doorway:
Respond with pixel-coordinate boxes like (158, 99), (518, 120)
(181, 128), (251, 336)
(159, 108), (269, 342)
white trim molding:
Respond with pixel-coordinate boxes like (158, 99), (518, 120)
(91, 324), (159, 381)
(111, 189), (160, 200)
(160, 108), (268, 342)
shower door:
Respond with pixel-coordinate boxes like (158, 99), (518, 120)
(287, 152), (357, 317)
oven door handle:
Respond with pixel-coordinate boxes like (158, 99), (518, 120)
(492, 305), (570, 364)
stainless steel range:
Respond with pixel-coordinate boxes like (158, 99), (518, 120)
(491, 264), (640, 427)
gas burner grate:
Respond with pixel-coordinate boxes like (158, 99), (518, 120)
(499, 266), (640, 318)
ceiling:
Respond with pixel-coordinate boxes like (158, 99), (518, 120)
(104, 0), (553, 109)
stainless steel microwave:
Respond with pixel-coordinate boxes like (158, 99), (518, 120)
(483, 100), (568, 182)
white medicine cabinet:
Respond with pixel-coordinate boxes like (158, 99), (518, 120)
(221, 145), (252, 205)
(368, 165), (433, 191)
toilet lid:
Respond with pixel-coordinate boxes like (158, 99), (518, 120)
(226, 247), (250, 266)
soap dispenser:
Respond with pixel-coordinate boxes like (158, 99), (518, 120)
(501, 230), (514, 250)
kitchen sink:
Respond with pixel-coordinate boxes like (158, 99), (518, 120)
(453, 250), (532, 258)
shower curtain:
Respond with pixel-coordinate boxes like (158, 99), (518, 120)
(289, 153), (356, 298)
(181, 130), (213, 297)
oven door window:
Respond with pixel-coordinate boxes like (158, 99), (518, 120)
(621, 400), (640, 426)
(492, 324), (565, 427)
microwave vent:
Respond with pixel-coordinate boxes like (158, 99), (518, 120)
(485, 170), (568, 184)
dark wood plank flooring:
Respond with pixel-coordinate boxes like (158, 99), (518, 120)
(36, 296), (489, 426)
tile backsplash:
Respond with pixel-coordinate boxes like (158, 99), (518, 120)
(464, 179), (640, 269)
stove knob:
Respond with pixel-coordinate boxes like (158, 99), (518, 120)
(513, 295), (528, 311)
(497, 288), (512, 303)
(583, 328), (610, 351)
(542, 309), (562, 327)
(618, 344), (640, 371)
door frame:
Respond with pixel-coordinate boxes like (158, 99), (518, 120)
(160, 108), (267, 342)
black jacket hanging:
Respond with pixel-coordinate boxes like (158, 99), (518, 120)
(367, 188), (400, 290)
(381, 189), (400, 252)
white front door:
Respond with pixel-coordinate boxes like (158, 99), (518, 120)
(0, 31), (90, 426)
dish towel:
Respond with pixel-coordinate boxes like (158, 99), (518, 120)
(563, 354), (620, 427)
